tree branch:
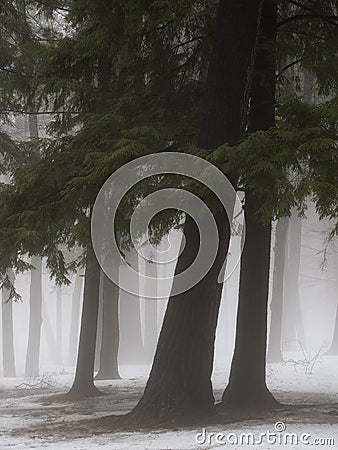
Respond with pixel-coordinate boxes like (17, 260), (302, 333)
(278, 13), (338, 28)
(277, 58), (302, 78)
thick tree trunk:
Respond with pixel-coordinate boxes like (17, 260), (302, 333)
(2, 269), (16, 377)
(130, 0), (263, 421)
(67, 244), (102, 397)
(222, 192), (278, 408)
(25, 256), (43, 378)
(221, 0), (279, 409)
(67, 273), (83, 365)
(95, 267), (121, 380)
(119, 249), (145, 365)
(267, 218), (288, 362)
(144, 261), (158, 363)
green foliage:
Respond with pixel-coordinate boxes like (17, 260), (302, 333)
(230, 96), (337, 222)
(0, 0), (337, 285)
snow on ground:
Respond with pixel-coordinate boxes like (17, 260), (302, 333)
(0, 356), (337, 449)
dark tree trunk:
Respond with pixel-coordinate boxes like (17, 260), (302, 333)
(67, 244), (102, 397)
(67, 273), (83, 365)
(144, 261), (158, 363)
(25, 256), (43, 378)
(56, 286), (63, 364)
(267, 218), (288, 362)
(130, 0), (263, 421)
(2, 269), (16, 377)
(221, 0), (279, 409)
(119, 249), (145, 365)
(95, 267), (121, 380)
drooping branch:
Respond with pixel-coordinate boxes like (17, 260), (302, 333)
(276, 58), (302, 78)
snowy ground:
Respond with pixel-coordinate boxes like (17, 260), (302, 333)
(0, 356), (337, 449)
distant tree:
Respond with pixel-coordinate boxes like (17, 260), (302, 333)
(1, 268), (16, 377)
(268, 218), (288, 363)
(25, 255), (42, 378)
(67, 272), (83, 365)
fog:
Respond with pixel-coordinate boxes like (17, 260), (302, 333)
(1, 204), (336, 379)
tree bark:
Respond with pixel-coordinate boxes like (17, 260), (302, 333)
(25, 256), (43, 378)
(2, 269), (16, 377)
(67, 273), (83, 365)
(95, 267), (121, 380)
(130, 0), (263, 421)
(67, 243), (102, 397)
(221, 0), (279, 409)
(267, 218), (289, 362)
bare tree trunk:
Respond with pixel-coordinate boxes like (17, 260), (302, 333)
(94, 271), (104, 372)
(267, 218), (288, 362)
(67, 244), (102, 397)
(327, 253), (338, 355)
(2, 269), (16, 377)
(56, 286), (63, 364)
(95, 267), (121, 380)
(67, 273), (83, 365)
(144, 261), (158, 363)
(25, 256), (43, 378)
(283, 211), (306, 351)
(42, 296), (57, 362)
(119, 249), (144, 365)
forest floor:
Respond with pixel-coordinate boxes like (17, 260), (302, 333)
(0, 355), (337, 449)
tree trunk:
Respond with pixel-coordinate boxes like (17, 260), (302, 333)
(94, 271), (104, 372)
(2, 269), (16, 377)
(221, 0), (279, 409)
(95, 266), (121, 380)
(144, 260), (158, 363)
(327, 253), (338, 355)
(119, 249), (145, 365)
(130, 0), (263, 421)
(56, 286), (63, 364)
(67, 273), (83, 365)
(267, 218), (288, 362)
(283, 211), (306, 351)
(67, 244), (102, 397)
(25, 256), (43, 378)
(327, 309), (338, 355)
(42, 296), (58, 362)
